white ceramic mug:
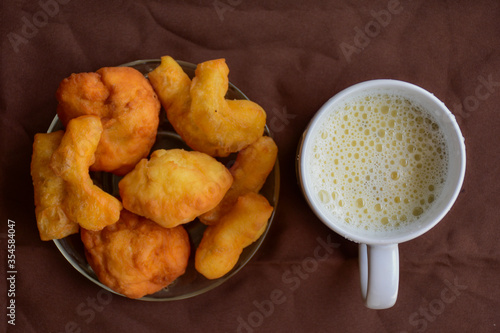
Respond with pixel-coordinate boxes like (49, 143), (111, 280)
(297, 79), (466, 309)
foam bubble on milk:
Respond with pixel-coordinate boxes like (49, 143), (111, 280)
(309, 93), (448, 234)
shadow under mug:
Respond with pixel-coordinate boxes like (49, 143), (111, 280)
(296, 79), (466, 309)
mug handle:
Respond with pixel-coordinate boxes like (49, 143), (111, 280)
(359, 243), (399, 309)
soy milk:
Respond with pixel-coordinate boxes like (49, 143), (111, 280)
(309, 93), (448, 233)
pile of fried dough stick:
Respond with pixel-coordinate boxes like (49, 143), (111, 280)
(31, 56), (278, 299)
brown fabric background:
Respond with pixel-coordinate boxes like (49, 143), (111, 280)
(1, 0), (499, 332)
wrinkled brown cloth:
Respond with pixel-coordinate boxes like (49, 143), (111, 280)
(1, 0), (499, 332)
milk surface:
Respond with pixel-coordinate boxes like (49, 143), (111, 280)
(309, 93), (448, 233)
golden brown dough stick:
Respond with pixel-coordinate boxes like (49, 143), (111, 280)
(50, 115), (122, 231)
(31, 131), (79, 240)
(195, 192), (274, 280)
(56, 66), (160, 175)
(119, 149), (233, 228)
(149, 56), (267, 157)
(148, 56), (197, 150)
(81, 209), (190, 299)
(148, 55), (191, 112)
(200, 136), (277, 225)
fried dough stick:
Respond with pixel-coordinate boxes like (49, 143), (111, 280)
(81, 210), (190, 299)
(31, 131), (79, 240)
(50, 115), (122, 231)
(200, 136), (278, 225)
(195, 192), (274, 280)
(149, 56), (267, 157)
(56, 67), (160, 175)
(119, 149), (232, 228)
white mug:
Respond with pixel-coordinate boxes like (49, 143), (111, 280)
(297, 80), (466, 309)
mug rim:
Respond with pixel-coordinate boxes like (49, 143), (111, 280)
(297, 79), (466, 245)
